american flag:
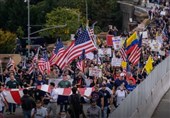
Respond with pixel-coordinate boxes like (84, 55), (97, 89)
(56, 27), (96, 69)
(76, 49), (86, 72)
(49, 39), (64, 66)
(120, 48), (127, 61)
(119, 40), (127, 61)
(6, 57), (15, 71)
(128, 34), (142, 66)
(28, 48), (40, 74)
(55, 41), (74, 69)
(38, 52), (50, 74)
(66, 28), (96, 64)
(89, 28), (94, 40)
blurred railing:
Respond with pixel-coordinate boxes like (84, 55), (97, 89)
(110, 56), (170, 118)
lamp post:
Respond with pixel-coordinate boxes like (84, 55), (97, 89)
(25, 0), (31, 57)
(85, 0), (88, 29)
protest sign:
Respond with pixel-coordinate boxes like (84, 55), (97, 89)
(98, 48), (112, 57)
(140, 31), (148, 39)
(111, 58), (122, 67)
(112, 36), (121, 50)
(89, 68), (102, 77)
(149, 40), (162, 51)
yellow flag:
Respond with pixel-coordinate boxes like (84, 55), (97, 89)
(144, 56), (154, 74)
(121, 61), (127, 69)
(126, 32), (138, 47)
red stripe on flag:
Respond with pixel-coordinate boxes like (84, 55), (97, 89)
(78, 88), (86, 96)
(10, 91), (21, 104)
(63, 88), (71, 96)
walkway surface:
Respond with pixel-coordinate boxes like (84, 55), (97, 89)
(152, 88), (170, 118)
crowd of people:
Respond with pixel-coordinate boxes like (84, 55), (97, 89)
(0, 1), (169, 118)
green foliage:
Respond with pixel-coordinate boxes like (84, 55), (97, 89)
(16, 26), (24, 39)
(0, 29), (16, 53)
(41, 7), (85, 40)
(0, 0), (122, 42)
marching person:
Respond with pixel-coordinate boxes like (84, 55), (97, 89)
(46, 82), (58, 118)
(6, 72), (19, 115)
(58, 74), (71, 113)
(68, 87), (81, 118)
(0, 84), (8, 115)
(99, 84), (112, 118)
(21, 89), (36, 118)
(87, 99), (101, 118)
(31, 100), (47, 118)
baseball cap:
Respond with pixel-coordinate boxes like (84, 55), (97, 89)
(120, 73), (125, 77)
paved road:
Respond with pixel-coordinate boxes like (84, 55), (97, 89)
(152, 89), (170, 118)
(3, 104), (92, 118)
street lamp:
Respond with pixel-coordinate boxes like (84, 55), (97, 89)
(24, 0), (31, 57)
(85, 0), (88, 29)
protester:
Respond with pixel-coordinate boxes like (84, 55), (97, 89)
(99, 84), (112, 118)
(87, 99), (101, 118)
(0, 84), (8, 114)
(31, 100), (47, 118)
(68, 87), (81, 118)
(6, 73), (19, 115)
(46, 82), (58, 118)
(21, 89), (36, 118)
(58, 75), (71, 113)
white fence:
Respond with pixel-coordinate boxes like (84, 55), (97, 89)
(110, 56), (170, 118)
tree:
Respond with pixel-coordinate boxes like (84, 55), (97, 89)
(41, 7), (85, 40)
(0, 29), (16, 53)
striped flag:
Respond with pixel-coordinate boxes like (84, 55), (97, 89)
(6, 57), (15, 71)
(28, 47), (40, 74)
(66, 28), (96, 64)
(56, 27), (96, 69)
(55, 41), (75, 69)
(38, 52), (50, 74)
(119, 39), (127, 61)
(89, 28), (94, 40)
(76, 49), (86, 72)
(128, 34), (142, 65)
(120, 48), (127, 61)
(49, 39), (65, 66)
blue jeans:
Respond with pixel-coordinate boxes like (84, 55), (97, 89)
(102, 106), (108, 118)
(23, 110), (31, 118)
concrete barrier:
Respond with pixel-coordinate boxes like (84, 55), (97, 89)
(110, 56), (170, 118)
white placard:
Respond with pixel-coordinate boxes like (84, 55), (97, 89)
(111, 58), (122, 67)
(112, 36), (121, 50)
(149, 40), (162, 52)
(85, 52), (94, 60)
(98, 48), (112, 57)
(89, 68), (102, 77)
(140, 31), (148, 39)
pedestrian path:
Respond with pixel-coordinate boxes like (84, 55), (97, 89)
(152, 88), (170, 118)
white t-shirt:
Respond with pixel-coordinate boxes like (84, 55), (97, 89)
(0, 92), (6, 111)
(31, 107), (47, 118)
(116, 89), (126, 97)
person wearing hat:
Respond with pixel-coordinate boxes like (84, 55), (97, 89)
(87, 99), (101, 118)
(114, 73), (128, 89)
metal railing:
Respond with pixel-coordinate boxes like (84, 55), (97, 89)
(110, 56), (170, 118)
